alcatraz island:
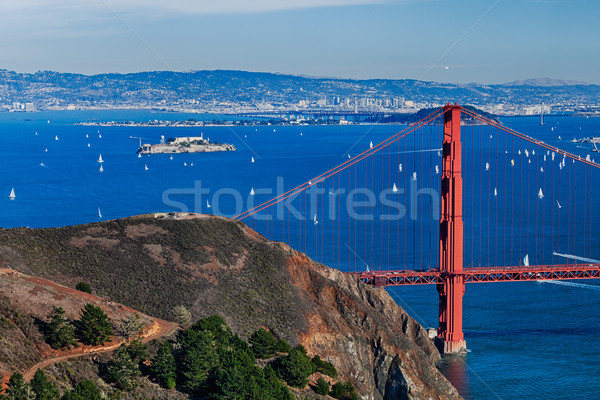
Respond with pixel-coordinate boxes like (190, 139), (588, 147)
(138, 135), (236, 154)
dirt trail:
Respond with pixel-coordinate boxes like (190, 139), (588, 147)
(21, 318), (179, 382)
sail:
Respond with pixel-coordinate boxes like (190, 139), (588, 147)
(494, 188), (497, 196)
(250, 187), (255, 196)
(392, 183), (398, 193)
(412, 172), (417, 181)
(435, 165), (439, 174)
(251, 157), (255, 163)
(369, 141), (373, 149)
(98, 154), (104, 163)
(8, 188), (15, 199)
(485, 162), (490, 171)
(523, 254), (529, 267)
(538, 188), (544, 198)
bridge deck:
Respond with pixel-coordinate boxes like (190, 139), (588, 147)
(353, 264), (600, 286)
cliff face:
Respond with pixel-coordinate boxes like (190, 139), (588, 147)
(0, 214), (460, 400)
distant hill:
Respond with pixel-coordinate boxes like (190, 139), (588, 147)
(0, 213), (461, 400)
(1, 69), (598, 112)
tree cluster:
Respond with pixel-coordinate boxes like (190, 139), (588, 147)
(44, 304), (113, 349)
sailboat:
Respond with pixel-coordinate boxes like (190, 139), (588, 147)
(518, 150), (521, 155)
(494, 187), (497, 197)
(99, 133), (102, 139)
(537, 188), (544, 199)
(437, 150), (442, 157)
(144, 164), (149, 171)
(170, 155), (173, 160)
(87, 143), (90, 148)
(435, 165), (439, 174)
(543, 155), (547, 162)
(251, 156), (255, 163)
(524, 149), (529, 158)
(98, 208), (102, 219)
(399, 164), (403, 172)
(86, 133), (89, 138)
(250, 187), (255, 196)
(348, 154), (351, 159)
(552, 151), (555, 161)
(540, 166), (544, 173)
(313, 214), (318, 225)
(8, 188), (15, 200)
(593, 143), (600, 153)
(35, 132), (38, 136)
(206, 199), (211, 208)
(532, 149), (535, 156)
(557, 200), (562, 209)
(540, 104), (545, 125)
(412, 172), (417, 181)
(137, 153), (142, 158)
(40, 162), (45, 166)
(97, 154), (104, 163)
(55, 135), (59, 141)
(392, 183), (398, 193)
(369, 141), (373, 149)
(99, 165), (104, 173)
(485, 162), (490, 171)
(510, 159), (515, 166)
(523, 254), (530, 267)
(45, 148), (49, 152)
(191, 162), (194, 166)
(184, 162), (187, 166)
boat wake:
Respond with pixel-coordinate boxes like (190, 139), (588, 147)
(537, 280), (600, 291)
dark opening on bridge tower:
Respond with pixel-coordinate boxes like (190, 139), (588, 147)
(437, 104), (467, 354)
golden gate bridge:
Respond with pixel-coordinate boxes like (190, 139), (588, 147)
(235, 104), (600, 354)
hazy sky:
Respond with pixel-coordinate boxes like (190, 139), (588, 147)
(1, 0), (599, 84)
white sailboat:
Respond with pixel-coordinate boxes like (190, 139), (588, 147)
(170, 155), (173, 160)
(40, 162), (45, 166)
(552, 151), (555, 161)
(250, 187), (255, 196)
(206, 199), (211, 208)
(537, 188), (544, 199)
(144, 164), (149, 171)
(518, 150), (521, 155)
(437, 150), (442, 157)
(86, 133), (89, 138)
(348, 154), (351, 159)
(138, 153), (142, 158)
(511, 159), (515, 167)
(184, 162), (187, 166)
(485, 162), (490, 171)
(412, 172), (417, 181)
(313, 214), (318, 225)
(523, 254), (530, 267)
(540, 166), (544, 172)
(392, 183), (398, 193)
(99, 133), (102, 139)
(99, 165), (104, 173)
(55, 135), (59, 141)
(593, 143), (599, 153)
(532, 149), (535, 156)
(557, 200), (562, 209)
(97, 154), (104, 163)
(87, 143), (90, 148)
(369, 141), (373, 149)
(435, 165), (439, 174)
(98, 208), (102, 219)
(8, 188), (15, 200)
(191, 162), (194, 167)
(494, 187), (497, 197)
(399, 164), (403, 172)
(251, 156), (255, 163)
(543, 155), (546, 162)
(525, 149), (529, 158)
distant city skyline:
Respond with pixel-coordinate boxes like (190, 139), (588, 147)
(1, 0), (599, 84)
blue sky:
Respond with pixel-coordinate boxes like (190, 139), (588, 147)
(1, 0), (599, 84)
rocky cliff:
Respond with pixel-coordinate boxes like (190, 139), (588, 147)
(0, 213), (461, 400)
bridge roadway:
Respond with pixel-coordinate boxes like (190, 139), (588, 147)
(353, 263), (600, 286)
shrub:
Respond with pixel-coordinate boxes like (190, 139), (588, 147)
(330, 381), (359, 400)
(46, 306), (76, 349)
(171, 305), (192, 327)
(118, 313), (144, 339)
(273, 345), (315, 388)
(275, 339), (292, 354)
(311, 355), (337, 378)
(314, 376), (330, 396)
(77, 304), (113, 345)
(75, 282), (92, 294)
(126, 339), (148, 363)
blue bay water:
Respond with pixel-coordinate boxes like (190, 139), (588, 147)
(0, 110), (599, 399)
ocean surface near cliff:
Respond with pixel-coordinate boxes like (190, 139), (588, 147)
(0, 110), (598, 399)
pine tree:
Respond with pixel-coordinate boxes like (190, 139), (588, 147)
(106, 345), (140, 391)
(273, 345), (315, 388)
(61, 380), (102, 400)
(126, 339), (148, 364)
(171, 305), (192, 327)
(77, 304), (112, 346)
(4, 372), (31, 400)
(150, 341), (177, 389)
(248, 328), (278, 359)
(46, 306), (76, 349)
(314, 377), (330, 395)
(31, 369), (60, 400)
(178, 329), (218, 394)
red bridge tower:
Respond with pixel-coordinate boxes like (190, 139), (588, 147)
(438, 104), (467, 354)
